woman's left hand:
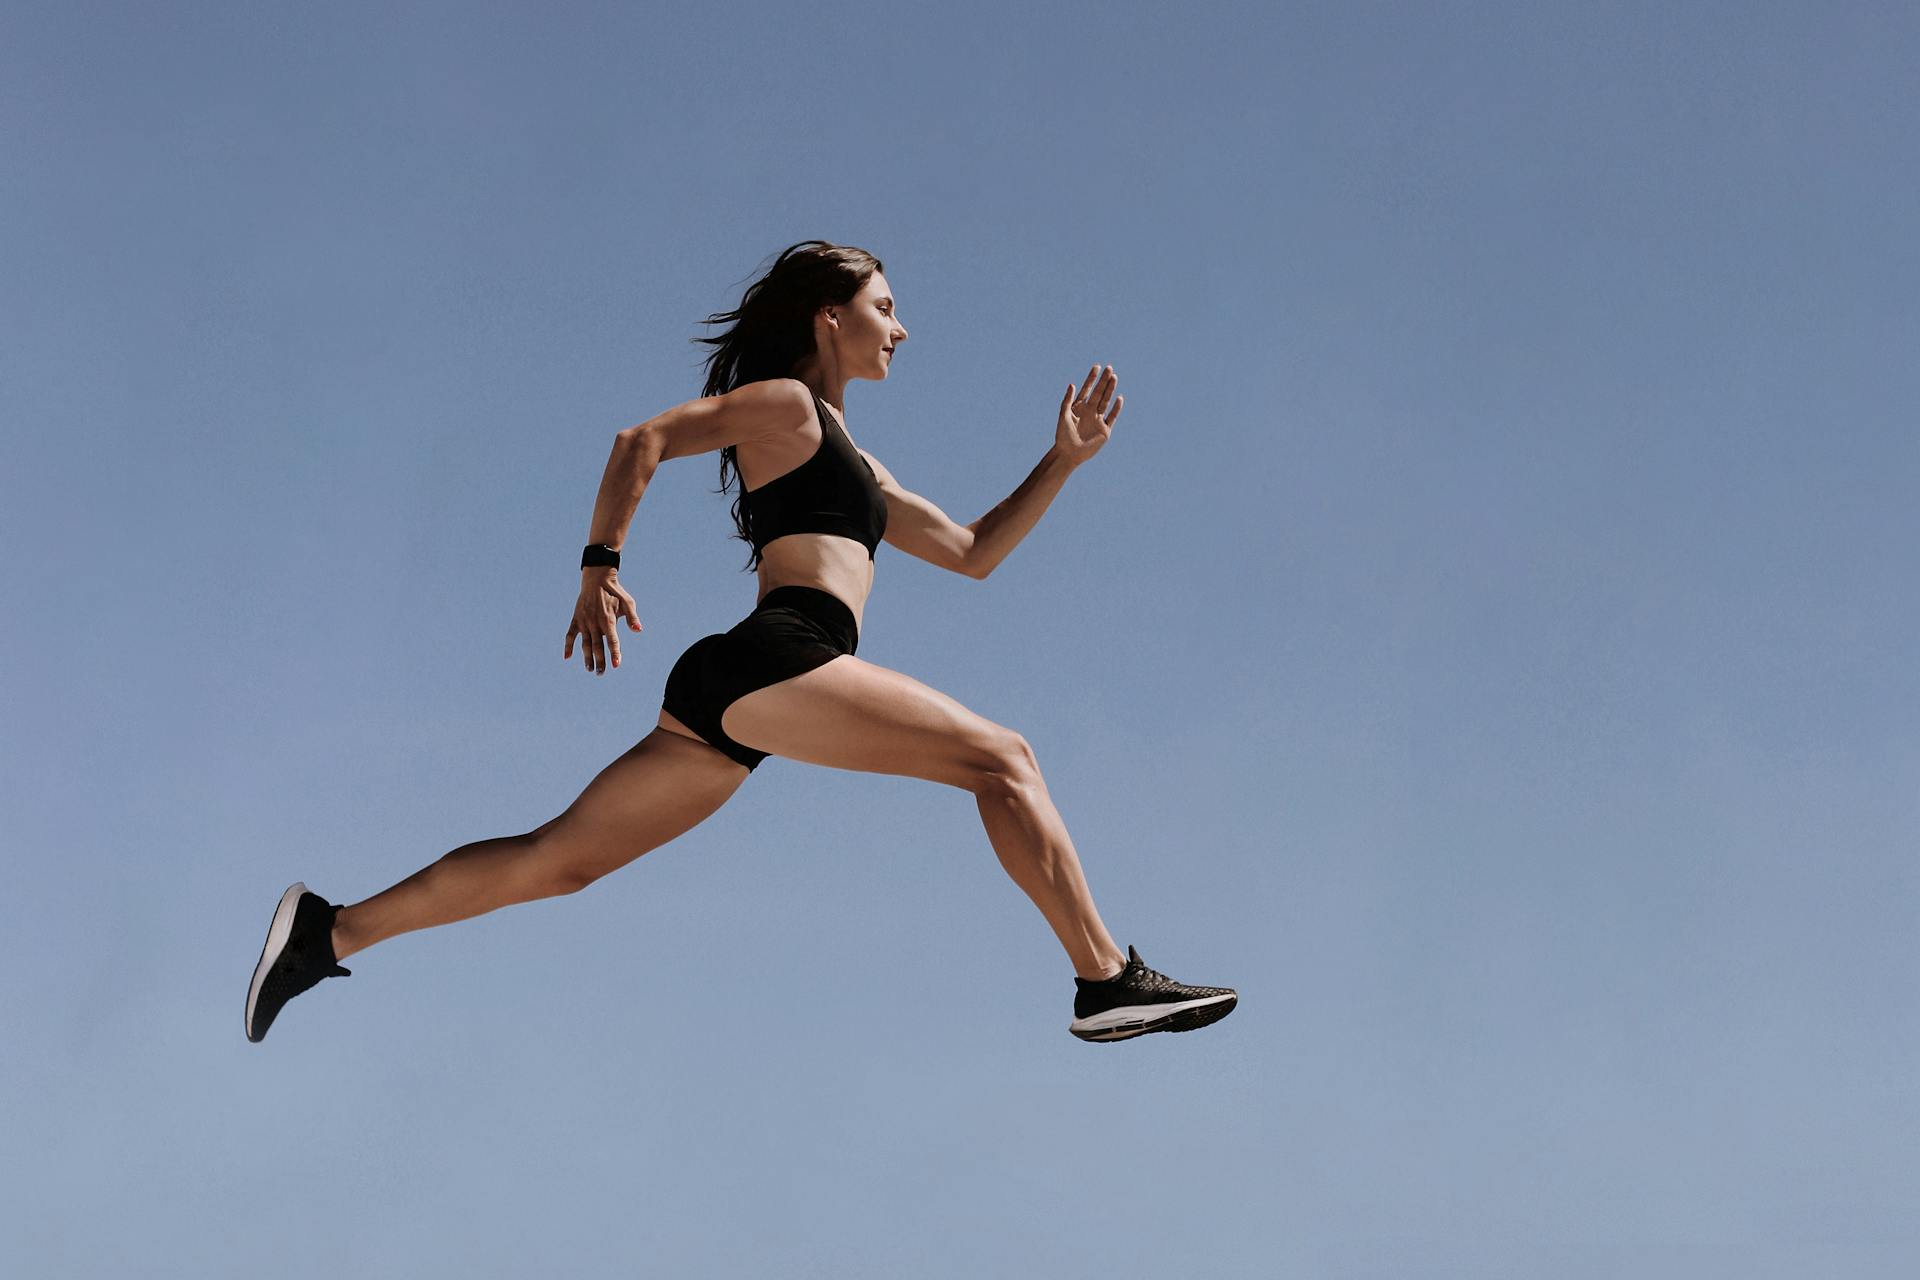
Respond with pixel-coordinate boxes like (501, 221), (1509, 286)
(1055, 363), (1122, 467)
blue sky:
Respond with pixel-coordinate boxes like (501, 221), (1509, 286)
(4, 1), (1916, 1275)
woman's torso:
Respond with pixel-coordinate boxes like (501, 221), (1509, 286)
(732, 393), (878, 632)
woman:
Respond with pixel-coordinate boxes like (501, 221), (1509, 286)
(246, 241), (1237, 1045)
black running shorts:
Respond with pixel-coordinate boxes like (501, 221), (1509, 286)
(661, 585), (858, 771)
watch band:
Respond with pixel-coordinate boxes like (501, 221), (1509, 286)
(581, 543), (620, 570)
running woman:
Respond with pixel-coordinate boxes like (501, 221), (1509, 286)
(246, 241), (1238, 1045)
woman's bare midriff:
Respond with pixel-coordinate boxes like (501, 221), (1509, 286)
(753, 534), (873, 632)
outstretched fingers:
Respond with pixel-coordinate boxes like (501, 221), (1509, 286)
(1073, 363), (1123, 422)
(1078, 363), (1116, 408)
(564, 610), (618, 675)
(565, 582), (645, 676)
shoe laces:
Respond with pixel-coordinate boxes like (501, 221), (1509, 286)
(1123, 959), (1183, 994)
(1117, 954), (1230, 998)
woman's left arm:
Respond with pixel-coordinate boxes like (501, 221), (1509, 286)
(967, 363), (1122, 579)
(870, 364), (1122, 579)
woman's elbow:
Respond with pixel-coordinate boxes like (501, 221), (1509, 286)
(615, 423), (665, 466)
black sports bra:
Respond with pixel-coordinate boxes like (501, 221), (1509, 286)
(743, 393), (889, 560)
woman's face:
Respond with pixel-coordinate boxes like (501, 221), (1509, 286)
(827, 272), (907, 379)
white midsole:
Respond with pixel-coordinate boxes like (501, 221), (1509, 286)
(1069, 992), (1234, 1035)
(245, 882), (307, 1034)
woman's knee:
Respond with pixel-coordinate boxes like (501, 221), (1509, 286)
(522, 729), (746, 895)
(514, 827), (601, 898)
(967, 725), (1043, 797)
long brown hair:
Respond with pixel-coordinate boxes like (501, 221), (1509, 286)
(692, 240), (885, 571)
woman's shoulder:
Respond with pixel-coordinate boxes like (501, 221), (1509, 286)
(649, 379), (815, 463)
(732, 377), (819, 420)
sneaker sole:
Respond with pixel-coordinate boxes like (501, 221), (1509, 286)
(245, 882), (307, 1043)
(1069, 992), (1237, 1042)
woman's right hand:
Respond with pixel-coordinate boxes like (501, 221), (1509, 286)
(565, 569), (643, 675)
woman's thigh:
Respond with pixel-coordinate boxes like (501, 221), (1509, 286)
(717, 655), (1025, 790)
(532, 726), (750, 887)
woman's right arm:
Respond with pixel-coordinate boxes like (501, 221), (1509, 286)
(583, 377), (816, 552)
(565, 378), (815, 676)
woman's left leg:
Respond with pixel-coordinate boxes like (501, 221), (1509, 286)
(331, 727), (749, 960)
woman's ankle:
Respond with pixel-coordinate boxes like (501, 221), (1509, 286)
(330, 905), (361, 963)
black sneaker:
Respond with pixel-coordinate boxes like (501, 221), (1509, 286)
(245, 882), (350, 1043)
(1069, 945), (1237, 1043)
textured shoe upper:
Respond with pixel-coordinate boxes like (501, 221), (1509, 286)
(248, 893), (349, 1041)
(282, 893), (349, 976)
(1073, 945), (1235, 1019)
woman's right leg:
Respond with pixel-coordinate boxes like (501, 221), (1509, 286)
(330, 726), (749, 960)
(718, 655), (1128, 983)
